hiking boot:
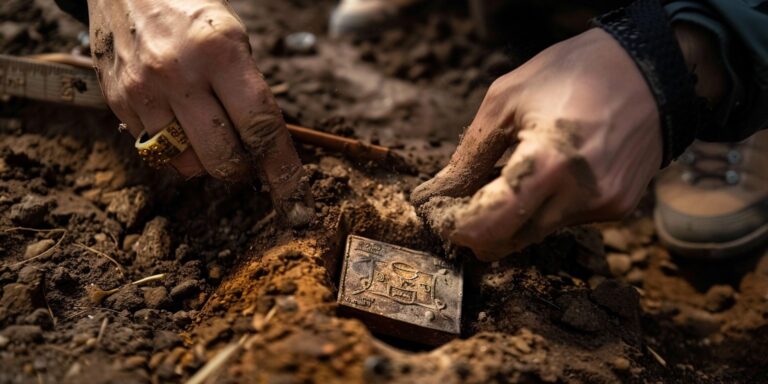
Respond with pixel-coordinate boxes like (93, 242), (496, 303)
(329, 0), (425, 37)
(654, 130), (768, 259)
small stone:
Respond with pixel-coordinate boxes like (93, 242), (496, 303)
(106, 186), (151, 228)
(9, 195), (55, 227)
(602, 228), (629, 252)
(170, 280), (200, 300)
(675, 308), (722, 337)
(23, 308), (53, 330)
(511, 337), (531, 354)
(135, 217), (172, 267)
(0, 335), (9, 348)
(208, 264), (223, 281)
(143, 286), (170, 309)
(24, 239), (55, 259)
(704, 285), (735, 313)
(172, 311), (193, 328)
(629, 249), (649, 265)
(2, 325), (43, 344)
(588, 275), (606, 290)
(606, 253), (632, 276)
(104, 284), (144, 312)
(154, 330), (183, 350)
(123, 356), (147, 370)
(122, 234), (140, 252)
(660, 260), (679, 275)
(626, 268), (645, 285)
(613, 357), (631, 371)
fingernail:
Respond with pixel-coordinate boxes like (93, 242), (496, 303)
(281, 200), (314, 228)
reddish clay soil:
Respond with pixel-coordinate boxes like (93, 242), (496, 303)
(1, 1), (767, 383)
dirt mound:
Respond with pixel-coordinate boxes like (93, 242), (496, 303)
(1, 0), (767, 383)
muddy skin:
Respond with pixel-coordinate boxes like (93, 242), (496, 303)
(410, 126), (511, 206)
(92, 28), (114, 62)
(501, 156), (535, 193)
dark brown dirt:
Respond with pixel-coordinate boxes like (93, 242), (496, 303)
(1, 1), (768, 383)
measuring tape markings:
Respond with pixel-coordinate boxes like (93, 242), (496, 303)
(0, 54), (106, 109)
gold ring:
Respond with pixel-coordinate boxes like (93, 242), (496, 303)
(134, 118), (190, 168)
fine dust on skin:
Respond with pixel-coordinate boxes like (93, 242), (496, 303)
(275, 175), (314, 228)
(501, 156), (535, 192)
(92, 28), (115, 62)
(410, 125), (511, 206)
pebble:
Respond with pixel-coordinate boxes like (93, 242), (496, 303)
(704, 285), (735, 313)
(170, 280), (200, 300)
(606, 253), (632, 276)
(122, 356), (147, 370)
(122, 234), (140, 252)
(106, 186), (151, 228)
(0, 335), (9, 348)
(629, 249), (649, 265)
(9, 195), (54, 226)
(23, 239), (55, 259)
(626, 268), (645, 285)
(2, 325), (43, 344)
(135, 217), (172, 267)
(602, 228), (629, 252)
(613, 357), (631, 371)
(143, 286), (170, 309)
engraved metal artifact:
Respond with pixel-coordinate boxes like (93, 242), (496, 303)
(337, 235), (462, 345)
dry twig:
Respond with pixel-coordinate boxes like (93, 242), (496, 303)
(74, 242), (126, 276)
(6, 228), (67, 268)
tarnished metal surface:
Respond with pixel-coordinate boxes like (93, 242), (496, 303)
(338, 235), (462, 345)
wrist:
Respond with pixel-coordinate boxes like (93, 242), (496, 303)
(673, 22), (727, 106)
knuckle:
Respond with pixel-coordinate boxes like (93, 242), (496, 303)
(119, 70), (145, 97)
(143, 52), (179, 76)
(238, 108), (284, 155)
(189, 20), (248, 54)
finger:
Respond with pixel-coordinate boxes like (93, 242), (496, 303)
(449, 134), (564, 261)
(168, 91), (251, 182)
(411, 75), (520, 206)
(211, 59), (313, 226)
(130, 97), (206, 178)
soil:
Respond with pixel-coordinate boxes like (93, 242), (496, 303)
(2, 0), (768, 383)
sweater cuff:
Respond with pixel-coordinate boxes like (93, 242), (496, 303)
(593, 0), (709, 167)
(54, 0), (89, 25)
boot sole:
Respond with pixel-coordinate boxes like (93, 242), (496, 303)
(654, 210), (768, 259)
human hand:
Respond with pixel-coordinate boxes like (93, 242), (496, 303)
(412, 28), (663, 261)
(87, 0), (313, 225)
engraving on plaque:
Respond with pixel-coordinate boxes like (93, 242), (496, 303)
(338, 235), (462, 340)
(350, 259), (446, 312)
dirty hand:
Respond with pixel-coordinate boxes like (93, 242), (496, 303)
(87, 0), (313, 225)
(412, 27), (722, 261)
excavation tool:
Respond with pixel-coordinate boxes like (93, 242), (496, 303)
(0, 53), (407, 169)
(337, 235), (462, 345)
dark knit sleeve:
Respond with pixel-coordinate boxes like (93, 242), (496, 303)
(54, 0), (88, 24)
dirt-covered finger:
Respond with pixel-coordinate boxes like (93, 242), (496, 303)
(411, 75), (519, 206)
(449, 140), (559, 261)
(168, 91), (251, 182)
(211, 61), (313, 226)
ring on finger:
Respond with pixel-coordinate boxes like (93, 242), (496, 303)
(134, 118), (190, 168)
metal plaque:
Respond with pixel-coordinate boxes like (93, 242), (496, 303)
(338, 235), (462, 345)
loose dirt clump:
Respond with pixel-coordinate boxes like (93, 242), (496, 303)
(1, 1), (767, 383)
